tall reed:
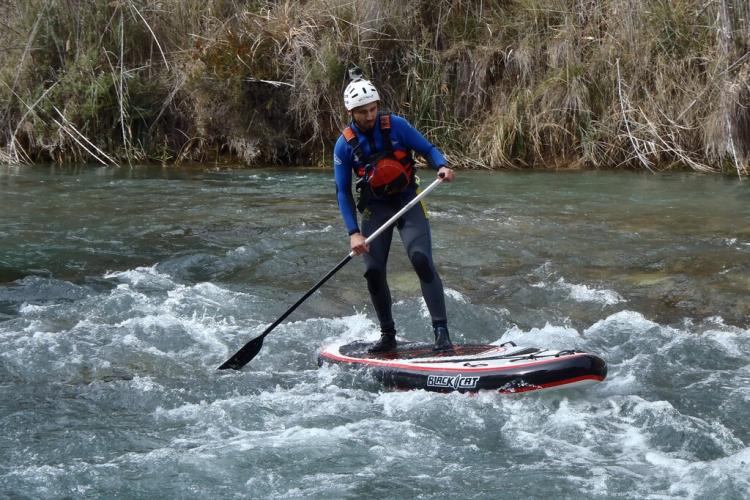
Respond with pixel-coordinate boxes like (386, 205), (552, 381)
(0, 0), (747, 175)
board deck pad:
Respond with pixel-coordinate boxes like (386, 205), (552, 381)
(338, 341), (509, 360)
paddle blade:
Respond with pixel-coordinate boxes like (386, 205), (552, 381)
(218, 334), (265, 370)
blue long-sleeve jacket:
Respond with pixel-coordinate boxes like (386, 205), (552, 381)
(333, 113), (447, 235)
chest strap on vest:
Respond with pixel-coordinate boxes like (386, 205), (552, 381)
(342, 126), (364, 166)
(379, 114), (393, 153)
(342, 114), (394, 166)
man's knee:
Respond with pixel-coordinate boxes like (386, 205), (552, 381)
(410, 251), (435, 283)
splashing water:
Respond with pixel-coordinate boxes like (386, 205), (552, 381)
(1, 166), (748, 498)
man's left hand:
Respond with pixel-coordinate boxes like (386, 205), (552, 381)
(438, 166), (454, 182)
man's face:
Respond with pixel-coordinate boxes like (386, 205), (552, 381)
(350, 102), (379, 131)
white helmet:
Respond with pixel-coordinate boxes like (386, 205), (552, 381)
(343, 78), (380, 110)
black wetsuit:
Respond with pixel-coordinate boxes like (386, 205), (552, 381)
(360, 194), (447, 332)
(333, 114), (448, 333)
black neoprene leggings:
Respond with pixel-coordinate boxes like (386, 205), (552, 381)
(360, 195), (448, 333)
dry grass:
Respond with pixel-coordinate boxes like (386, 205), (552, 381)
(0, 0), (748, 175)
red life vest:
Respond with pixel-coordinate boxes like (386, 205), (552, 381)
(342, 114), (415, 199)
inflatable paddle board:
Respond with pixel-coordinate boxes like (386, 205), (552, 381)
(318, 340), (607, 394)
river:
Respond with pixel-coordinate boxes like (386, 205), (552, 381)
(1, 165), (748, 499)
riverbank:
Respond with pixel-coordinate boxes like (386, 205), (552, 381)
(1, 1), (749, 174)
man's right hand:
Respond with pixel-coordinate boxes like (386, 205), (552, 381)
(350, 232), (369, 255)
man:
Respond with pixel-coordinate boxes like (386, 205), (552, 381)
(333, 71), (455, 352)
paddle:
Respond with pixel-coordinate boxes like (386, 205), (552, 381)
(218, 174), (445, 370)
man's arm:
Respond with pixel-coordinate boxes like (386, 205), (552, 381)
(333, 138), (360, 235)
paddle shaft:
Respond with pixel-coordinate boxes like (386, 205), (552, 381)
(353, 175), (444, 255)
(217, 176), (444, 370)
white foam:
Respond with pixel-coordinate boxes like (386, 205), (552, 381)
(702, 329), (746, 356)
(226, 245), (248, 256)
(287, 311), (376, 346)
(496, 322), (582, 349)
(444, 288), (468, 303)
(376, 390), (487, 429)
(314, 362), (345, 387)
(377, 390), (438, 418)
(418, 298), (430, 319)
(18, 303), (51, 314)
(603, 358), (642, 393)
(130, 375), (162, 392)
(413, 288), (468, 323)
(584, 310), (661, 335)
(154, 398), (230, 422)
(490, 393), (749, 497)
(291, 224), (333, 235)
(165, 281), (254, 312)
(567, 282), (624, 305)
(534, 277), (625, 305)
(426, 209), (464, 220)
(104, 265), (175, 289)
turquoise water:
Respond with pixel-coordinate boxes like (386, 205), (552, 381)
(1, 165), (749, 498)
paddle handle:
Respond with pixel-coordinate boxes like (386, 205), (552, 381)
(349, 175), (444, 257)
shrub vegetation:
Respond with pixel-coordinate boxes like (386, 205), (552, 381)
(0, 0), (748, 174)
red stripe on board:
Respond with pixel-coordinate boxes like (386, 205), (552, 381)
(319, 349), (590, 373)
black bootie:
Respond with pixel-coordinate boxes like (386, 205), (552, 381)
(433, 325), (453, 351)
(368, 331), (397, 353)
